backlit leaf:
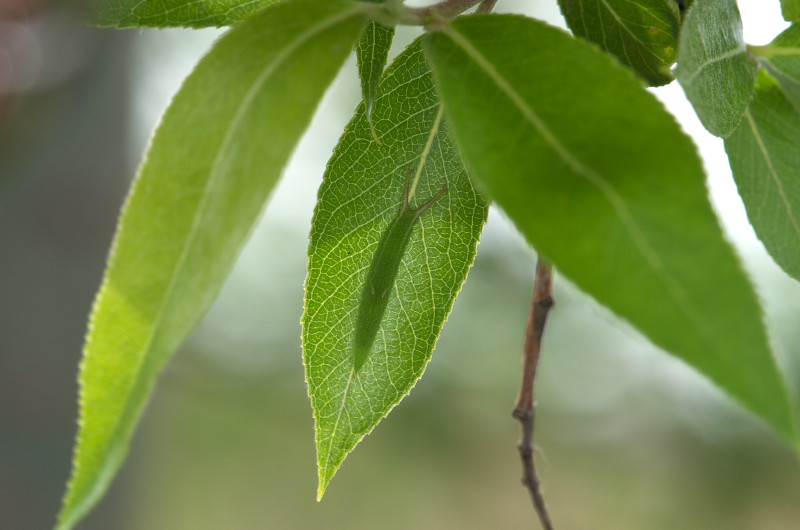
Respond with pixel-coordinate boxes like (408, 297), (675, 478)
(57, 2), (367, 527)
(425, 14), (798, 443)
(356, 20), (396, 143)
(303, 39), (488, 499)
(557, 0), (680, 86)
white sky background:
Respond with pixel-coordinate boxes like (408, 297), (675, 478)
(128, 1), (800, 432)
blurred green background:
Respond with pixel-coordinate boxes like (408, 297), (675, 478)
(2, 1), (800, 529)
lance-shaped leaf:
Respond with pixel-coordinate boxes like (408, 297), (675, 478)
(676, 0), (757, 137)
(57, 2), (367, 528)
(752, 25), (800, 112)
(424, 14), (798, 443)
(355, 0), (395, 144)
(303, 39), (488, 499)
(725, 72), (800, 282)
(90, 0), (281, 28)
(782, 0), (800, 22)
(357, 20), (396, 143)
(557, 0), (680, 86)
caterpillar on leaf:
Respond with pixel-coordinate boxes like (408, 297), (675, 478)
(352, 170), (448, 372)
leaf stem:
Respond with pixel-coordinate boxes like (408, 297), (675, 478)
(512, 258), (555, 530)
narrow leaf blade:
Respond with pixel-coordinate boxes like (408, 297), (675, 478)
(89, 0), (281, 28)
(725, 72), (800, 282)
(58, 1), (367, 528)
(425, 14), (797, 442)
(676, 0), (757, 137)
(356, 20), (396, 143)
(557, 0), (680, 86)
(303, 39), (488, 499)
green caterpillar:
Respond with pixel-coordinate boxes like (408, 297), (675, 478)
(352, 170), (448, 372)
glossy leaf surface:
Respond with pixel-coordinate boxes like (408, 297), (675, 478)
(726, 72), (800, 282)
(58, 2), (367, 527)
(425, 14), (797, 442)
(557, 0), (680, 86)
(303, 39), (488, 499)
(676, 0), (757, 137)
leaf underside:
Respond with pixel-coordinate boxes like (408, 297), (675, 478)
(58, 1), (367, 528)
(303, 38), (488, 499)
(424, 14), (798, 443)
(676, 0), (757, 138)
(756, 24), (800, 112)
(356, 19), (396, 142)
(726, 71), (800, 283)
(557, 0), (680, 86)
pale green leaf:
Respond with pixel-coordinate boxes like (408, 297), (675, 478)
(425, 14), (798, 442)
(676, 0), (757, 137)
(356, 20), (395, 143)
(57, 1), (367, 528)
(725, 72), (800, 282)
(782, 0), (800, 22)
(303, 39), (488, 499)
(752, 24), (800, 112)
(557, 0), (680, 86)
(89, 0), (281, 28)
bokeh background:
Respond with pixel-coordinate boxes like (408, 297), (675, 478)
(2, 1), (800, 528)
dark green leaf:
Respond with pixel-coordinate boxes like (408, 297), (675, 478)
(725, 72), (800, 283)
(676, 0), (757, 137)
(557, 0), (680, 86)
(752, 24), (800, 112)
(425, 14), (798, 443)
(57, 2), (367, 528)
(89, 0), (281, 28)
(356, 20), (396, 143)
(782, 0), (800, 22)
(303, 39), (488, 499)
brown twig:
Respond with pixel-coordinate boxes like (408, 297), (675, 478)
(402, 0), (482, 23)
(476, 0), (499, 13)
(512, 258), (555, 530)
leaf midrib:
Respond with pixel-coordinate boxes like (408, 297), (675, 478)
(318, 102), (447, 488)
(90, 1), (365, 484)
(598, 0), (667, 63)
(436, 22), (721, 352)
(744, 109), (800, 242)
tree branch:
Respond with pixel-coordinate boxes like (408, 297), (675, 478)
(401, 0), (482, 23)
(476, 0), (499, 13)
(512, 258), (555, 530)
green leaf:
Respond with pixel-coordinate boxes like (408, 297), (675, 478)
(57, 1), (367, 528)
(676, 0), (757, 137)
(424, 14), (798, 443)
(782, 0), (800, 22)
(356, 20), (396, 143)
(89, 0), (281, 28)
(725, 72), (800, 283)
(557, 0), (680, 86)
(303, 39), (488, 499)
(752, 25), (800, 112)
